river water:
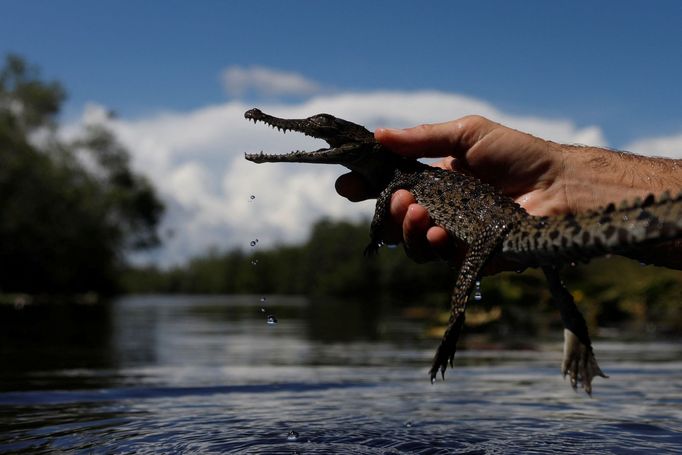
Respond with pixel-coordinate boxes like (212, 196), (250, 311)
(1, 295), (681, 454)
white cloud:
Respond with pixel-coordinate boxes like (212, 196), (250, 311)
(287, 91), (608, 147)
(625, 133), (682, 159)
(221, 66), (324, 98)
(68, 84), (617, 265)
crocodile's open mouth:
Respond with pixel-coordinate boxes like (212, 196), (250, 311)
(244, 108), (357, 163)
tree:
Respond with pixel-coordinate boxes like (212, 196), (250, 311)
(0, 54), (164, 294)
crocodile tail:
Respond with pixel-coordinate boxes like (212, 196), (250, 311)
(504, 191), (682, 264)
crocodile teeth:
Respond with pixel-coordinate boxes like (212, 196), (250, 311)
(248, 117), (295, 134)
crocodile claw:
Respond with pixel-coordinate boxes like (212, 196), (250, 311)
(561, 329), (608, 395)
(429, 313), (465, 382)
(429, 344), (450, 383)
(363, 242), (380, 256)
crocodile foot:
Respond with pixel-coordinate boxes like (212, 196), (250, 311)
(429, 342), (453, 383)
(561, 328), (608, 395)
(429, 313), (465, 383)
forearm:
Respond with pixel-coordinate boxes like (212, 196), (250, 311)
(559, 144), (682, 213)
(558, 145), (682, 270)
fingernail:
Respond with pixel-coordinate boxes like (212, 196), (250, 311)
(375, 127), (403, 136)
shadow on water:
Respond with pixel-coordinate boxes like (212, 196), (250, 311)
(0, 302), (115, 390)
(305, 296), (385, 342)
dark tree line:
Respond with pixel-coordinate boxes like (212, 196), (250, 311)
(124, 218), (453, 300)
(0, 55), (164, 294)
(124, 218), (682, 333)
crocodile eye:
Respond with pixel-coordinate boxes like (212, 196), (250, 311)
(312, 114), (334, 126)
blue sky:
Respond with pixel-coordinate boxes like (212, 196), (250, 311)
(2, 1), (682, 264)
(3, 0), (682, 146)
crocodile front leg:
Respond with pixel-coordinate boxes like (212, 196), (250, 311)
(364, 187), (391, 256)
(542, 266), (607, 395)
(364, 172), (418, 256)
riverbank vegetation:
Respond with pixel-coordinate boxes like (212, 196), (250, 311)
(123, 218), (682, 335)
(0, 55), (164, 295)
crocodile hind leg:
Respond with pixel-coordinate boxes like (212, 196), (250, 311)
(542, 266), (607, 395)
(429, 228), (507, 382)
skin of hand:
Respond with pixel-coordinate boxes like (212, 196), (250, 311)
(335, 115), (682, 271)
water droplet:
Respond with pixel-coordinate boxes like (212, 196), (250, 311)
(431, 377), (436, 385)
(251, 259), (259, 266)
(250, 194), (256, 200)
(250, 239), (259, 247)
(260, 307), (266, 313)
(404, 421), (413, 428)
(267, 315), (278, 325)
(473, 280), (482, 301)
(286, 430), (299, 441)
(570, 261), (576, 267)
(622, 215), (629, 222)
(260, 297), (267, 302)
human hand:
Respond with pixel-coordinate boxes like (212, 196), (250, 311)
(335, 115), (569, 268)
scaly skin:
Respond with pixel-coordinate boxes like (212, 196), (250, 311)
(244, 108), (682, 394)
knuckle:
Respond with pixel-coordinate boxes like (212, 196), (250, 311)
(411, 123), (434, 136)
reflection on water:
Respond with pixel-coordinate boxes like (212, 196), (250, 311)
(1, 295), (682, 453)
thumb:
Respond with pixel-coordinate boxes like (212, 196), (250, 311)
(374, 115), (497, 159)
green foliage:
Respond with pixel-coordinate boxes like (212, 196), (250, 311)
(0, 54), (164, 294)
(565, 257), (682, 333)
(0, 54), (65, 134)
(72, 125), (164, 250)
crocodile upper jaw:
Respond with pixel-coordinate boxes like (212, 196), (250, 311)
(244, 108), (368, 164)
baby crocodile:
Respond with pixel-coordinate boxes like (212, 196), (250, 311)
(244, 108), (682, 394)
